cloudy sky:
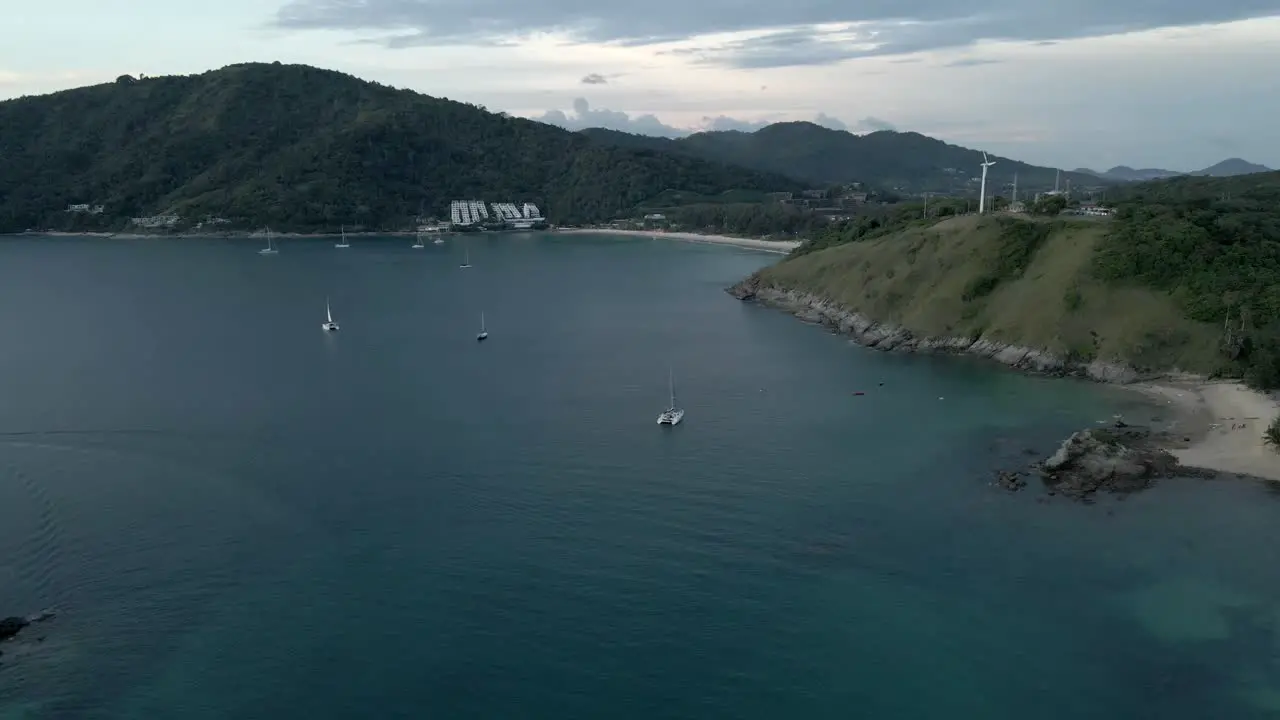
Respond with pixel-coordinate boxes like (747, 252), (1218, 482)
(3, 0), (1279, 171)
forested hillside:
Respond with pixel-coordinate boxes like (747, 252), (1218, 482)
(0, 63), (801, 232)
(737, 171), (1280, 387)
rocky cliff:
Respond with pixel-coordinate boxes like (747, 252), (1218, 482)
(728, 275), (1140, 384)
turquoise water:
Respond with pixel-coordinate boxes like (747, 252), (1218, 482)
(1, 232), (1279, 719)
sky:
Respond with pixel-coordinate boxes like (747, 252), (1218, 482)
(2, 1), (1279, 172)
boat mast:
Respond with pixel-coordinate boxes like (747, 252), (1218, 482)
(669, 368), (676, 408)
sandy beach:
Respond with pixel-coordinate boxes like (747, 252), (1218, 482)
(556, 228), (800, 254)
(1131, 379), (1280, 480)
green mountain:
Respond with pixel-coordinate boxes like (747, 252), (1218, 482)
(729, 171), (1280, 389)
(0, 63), (801, 233)
(579, 123), (1106, 195)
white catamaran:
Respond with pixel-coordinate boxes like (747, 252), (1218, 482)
(412, 230), (425, 249)
(322, 298), (339, 331)
(335, 225), (350, 248)
(258, 227), (278, 255)
(657, 368), (684, 425)
(476, 311), (488, 341)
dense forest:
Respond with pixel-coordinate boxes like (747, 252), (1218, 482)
(0, 63), (801, 232)
(1093, 171), (1280, 387)
(580, 124), (1105, 194)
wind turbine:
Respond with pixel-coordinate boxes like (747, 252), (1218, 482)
(978, 152), (996, 214)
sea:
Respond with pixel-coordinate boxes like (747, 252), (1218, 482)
(1, 232), (1279, 719)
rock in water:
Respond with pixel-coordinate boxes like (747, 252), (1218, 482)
(994, 469), (1028, 491)
(0, 617), (29, 642)
(1040, 426), (1180, 499)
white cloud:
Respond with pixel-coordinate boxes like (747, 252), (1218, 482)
(512, 17), (1280, 170)
(275, 0), (1280, 69)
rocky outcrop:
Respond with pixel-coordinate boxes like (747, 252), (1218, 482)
(0, 609), (56, 644)
(994, 469), (1030, 492)
(1038, 425), (1183, 499)
(727, 277), (1140, 383)
(0, 617), (28, 643)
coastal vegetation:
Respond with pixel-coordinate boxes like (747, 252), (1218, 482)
(0, 63), (800, 233)
(657, 202), (830, 239)
(790, 196), (972, 257)
(741, 171), (1280, 388)
(1093, 172), (1280, 387)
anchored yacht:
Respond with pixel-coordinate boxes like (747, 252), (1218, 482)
(656, 368), (684, 425)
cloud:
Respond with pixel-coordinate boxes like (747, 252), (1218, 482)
(535, 98), (687, 137)
(943, 57), (1002, 67)
(700, 115), (773, 132)
(580, 73), (607, 84)
(533, 99), (884, 137)
(853, 116), (897, 132)
(813, 112), (847, 130)
(273, 0), (1280, 67)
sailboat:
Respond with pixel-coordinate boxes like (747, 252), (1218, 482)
(476, 311), (488, 341)
(656, 368), (684, 425)
(322, 297), (339, 331)
(459, 240), (471, 268)
(258, 227), (278, 255)
(335, 225), (350, 248)
(412, 230), (425, 249)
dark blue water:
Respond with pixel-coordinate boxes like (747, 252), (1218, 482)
(2, 233), (1279, 719)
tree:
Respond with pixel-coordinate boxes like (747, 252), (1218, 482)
(1030, 195), (1067, 215)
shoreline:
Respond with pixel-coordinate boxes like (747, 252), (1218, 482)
(8, 228), (803, 254)
(554, 228), (800, 254)
(730, 279), (1280, 482)
(1127, 379), (1280, 481)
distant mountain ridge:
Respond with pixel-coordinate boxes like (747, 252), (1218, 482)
(1074, 158), (1272, 182)
(579, 122), (1106, 195)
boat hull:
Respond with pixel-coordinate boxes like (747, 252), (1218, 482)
(322, 323), (339, 331)
(656, 409), (684, 425)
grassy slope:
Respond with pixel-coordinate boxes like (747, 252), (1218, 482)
(756, 215), (1222, 372)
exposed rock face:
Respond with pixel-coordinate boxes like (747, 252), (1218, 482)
(1038, 426), (1182, 498)
(726, 277), (1140, 383)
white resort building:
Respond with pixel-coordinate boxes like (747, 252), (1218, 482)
(447, 199), (544, 228)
